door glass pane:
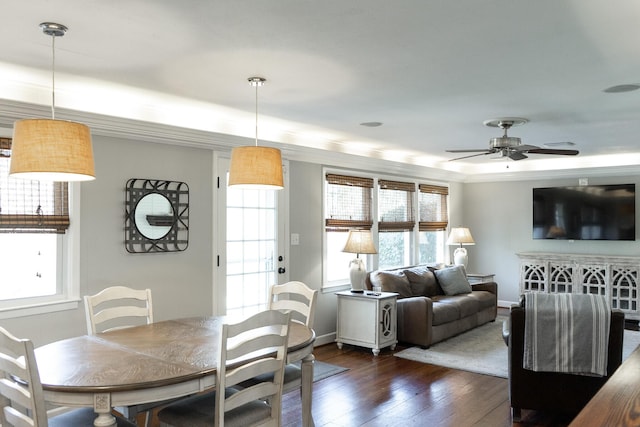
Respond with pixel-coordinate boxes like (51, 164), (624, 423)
(226, 184), (277, 318)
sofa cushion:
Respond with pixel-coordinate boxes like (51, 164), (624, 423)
(434, 266), (472, 295)
(369, 270), (412, 298)
(403, 266), (443, 297)
(467, 290), (496, 310)
(431, 300), (460, 325)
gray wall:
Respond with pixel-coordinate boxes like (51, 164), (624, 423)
(462, 175), (640, 304)
(0, 135), (214, 346)
(287, 162), (337, 340)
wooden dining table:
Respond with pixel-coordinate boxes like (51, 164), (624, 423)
(35, 316), (316, 427)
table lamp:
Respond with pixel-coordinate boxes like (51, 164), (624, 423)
(342, 230), (377, 293)
(446, 227), (475, 268)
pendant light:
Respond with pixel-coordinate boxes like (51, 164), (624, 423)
(10, 22), (95, 182)
(228, 77), (283, 190)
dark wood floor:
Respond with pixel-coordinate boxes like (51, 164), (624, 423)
(279, 342), (576, 427)
(144, 308), (585, 427)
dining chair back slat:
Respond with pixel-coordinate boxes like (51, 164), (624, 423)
(84, 286), (153, 334)
(269, 281), (317, 329)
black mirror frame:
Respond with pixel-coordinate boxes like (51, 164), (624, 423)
(125, 178), (189, 253)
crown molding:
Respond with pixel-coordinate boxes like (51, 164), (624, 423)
(1, 98), (635, 184)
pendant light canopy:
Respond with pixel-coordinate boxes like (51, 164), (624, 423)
(9, 22), (95, 182)
(228, 77), (283, 190)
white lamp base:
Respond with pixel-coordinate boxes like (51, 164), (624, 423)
(453, 247), (468, 268)
(349, 258), (366, 293)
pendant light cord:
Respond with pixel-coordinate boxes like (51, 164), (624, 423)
(254, 81), (258, 147)
(51, 34), (56, 120)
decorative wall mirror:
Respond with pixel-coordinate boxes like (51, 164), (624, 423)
(125, 178), (189, 253)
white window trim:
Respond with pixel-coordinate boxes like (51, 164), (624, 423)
(0, 182), (81, 319)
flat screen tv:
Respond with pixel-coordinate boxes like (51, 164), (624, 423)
(533, 184), (636, 240)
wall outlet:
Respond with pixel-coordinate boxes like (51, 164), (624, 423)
(291, 233), (300, 245)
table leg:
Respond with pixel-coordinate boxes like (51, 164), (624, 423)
(93, 393), (117, 427)
(300, 353), (315, 427)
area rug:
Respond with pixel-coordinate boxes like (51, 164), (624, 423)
(394, 316), (640, 378)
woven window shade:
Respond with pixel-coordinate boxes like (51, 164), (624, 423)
(0, 137), (70, 233)
(378, 179), (415, 232)
(325, 174), (373, 231)
(418, 184), (448, 232)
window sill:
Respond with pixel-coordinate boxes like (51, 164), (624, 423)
(0, 298), (81, 320)
(322, 282), (352, 294)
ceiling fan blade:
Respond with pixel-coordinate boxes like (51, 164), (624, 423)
(512, 144), (541, 152)
(448, 151), (494, 161)
(445, 149), (492, 153)
(508, 151), (528, 161)
(527, 148), (579, 156)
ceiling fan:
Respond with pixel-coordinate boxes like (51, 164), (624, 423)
(447, 117), (579, 161)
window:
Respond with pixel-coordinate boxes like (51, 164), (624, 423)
(0, 137), (78, 315)
(324, 174), (373, 285)
(323, 170), (448, 288)
(378, 180), (415, 269)
(418, 184), (449, 264)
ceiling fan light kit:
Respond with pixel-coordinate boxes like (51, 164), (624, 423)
(446, 117), (579, 162)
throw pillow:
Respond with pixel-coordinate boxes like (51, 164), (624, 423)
(369, 270), (412, 298)
(434, 265), (472, 295)
(404, 266), (443, 296)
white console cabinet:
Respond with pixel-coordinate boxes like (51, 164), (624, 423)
(335, 291), (398, 356)
(518, 252), (640, 320)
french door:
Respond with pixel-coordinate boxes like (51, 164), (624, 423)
(215, 156), (289, 317)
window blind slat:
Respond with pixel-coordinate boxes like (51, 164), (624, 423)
(0, 138), (70, 234)
(379, 180), (414, 231)
(325, 173), (373, 232)
(418, 184), (448, 232)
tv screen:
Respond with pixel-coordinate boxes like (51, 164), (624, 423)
(533, 184), (636, 240)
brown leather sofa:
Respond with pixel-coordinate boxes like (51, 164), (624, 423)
(508, 303), (624, 421)
(364, 265), (497, 348)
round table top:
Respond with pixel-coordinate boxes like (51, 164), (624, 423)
(36, 316), (315, 393)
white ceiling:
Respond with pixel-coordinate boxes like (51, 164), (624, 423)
(1, 0), (640, 178)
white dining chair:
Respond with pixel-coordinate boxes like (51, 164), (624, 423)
(239, 281), (318, 424)
(85, 285), (157, 426)
(84, 285), (153, 334)
(268, 281), (318, 390)
(157, 309), (292, 427)
(269, 281), (318, 330)
(0, 326), (137, 427)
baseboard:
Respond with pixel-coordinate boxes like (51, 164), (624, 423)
(314, 332), (336, 347)
(498, 299), (519, 308)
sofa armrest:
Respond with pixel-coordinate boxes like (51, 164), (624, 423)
(397, 296), (433, 348)
(471, 281), (498, 319)
(471, 281), (497, 295)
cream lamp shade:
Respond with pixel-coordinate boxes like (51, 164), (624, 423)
(446, 227), (475, 268)
(10, 119), (95, 181)
(342, 230), (377, 293)
(228, 146), (283, 189)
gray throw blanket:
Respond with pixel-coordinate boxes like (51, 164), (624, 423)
(523, 292), (610, 376)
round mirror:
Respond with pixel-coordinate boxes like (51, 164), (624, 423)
(134, 193), (174, 239)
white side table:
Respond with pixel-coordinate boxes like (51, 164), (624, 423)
(335, 291), (398, 356)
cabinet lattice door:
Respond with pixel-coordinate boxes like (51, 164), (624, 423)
(518, 253), (640, 321)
